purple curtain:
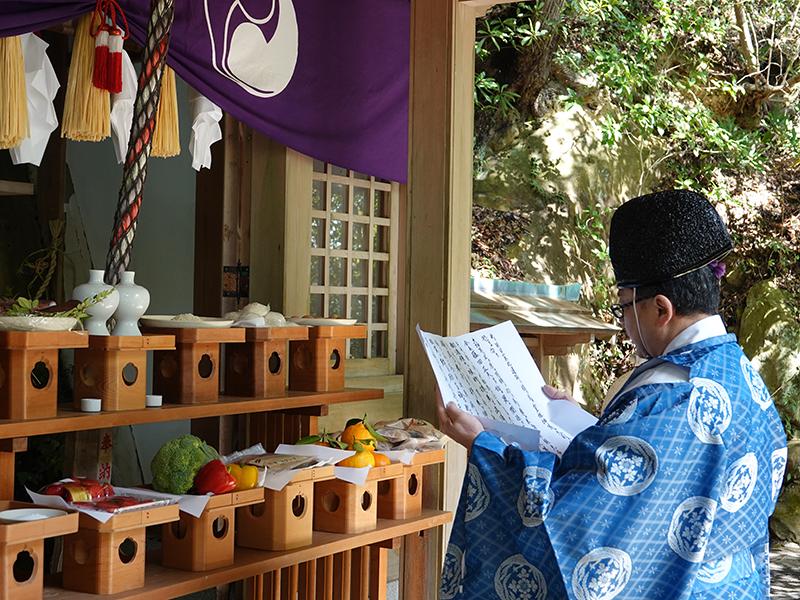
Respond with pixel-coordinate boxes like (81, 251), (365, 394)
(1, 0), (410, 182)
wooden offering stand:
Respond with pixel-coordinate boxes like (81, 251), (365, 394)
(0, 501), (78, 600)
(144, 327), (246, 404)
(73, 335), (175, 411)
(0, 331), (88, 420)
(224, 326), (310, 398)
(162, 488), (262, 572)
(313, 463), (403, 535)
(61, 503), (179, 595)
(237, 466), (334, 552)
(377, 449), (445, 520)
(289, 325), (367, 392)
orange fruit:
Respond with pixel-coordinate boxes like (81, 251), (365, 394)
(372, 453), (391, 467)
(337, 451), (376, 468)
(341, 422), (376, 451)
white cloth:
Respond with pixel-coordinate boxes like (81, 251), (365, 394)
(110, 48), (138, 164)
(188, 88), (223, 171)
(625, 314), (728, 392)
(10, 33), (59, 167)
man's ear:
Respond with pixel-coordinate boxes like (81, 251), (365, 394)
(653, 294), (674, 323)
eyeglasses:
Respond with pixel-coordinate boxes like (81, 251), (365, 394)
(609, 292), (655, 320)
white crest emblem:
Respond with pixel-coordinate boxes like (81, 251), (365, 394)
(740, 355), (772, 410)
(464, 463), (490, 522)
(667, 496), (717, 562)
(517, 466), (554, 527)
(494, 554), (547, 600)
(205, 0), (299, 98)
(771, 447), (788, 503)
(720, 453), (758, 513)
(595, 436), (658, 496)
(687, 377), (732, 444)
(440, 544), (464, 600)
(696, 554), (733, 584)
(571, 547), (632, 600)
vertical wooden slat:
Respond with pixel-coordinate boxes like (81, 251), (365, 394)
(369, 546), (388, 600)
(324, 555), (334, 600)
(349, 547), (370, 600)
(303, 559), (317, 600)
(402, 531), (431, 600)
(340, 550), (352, 599)
(287, 565), (299, 600)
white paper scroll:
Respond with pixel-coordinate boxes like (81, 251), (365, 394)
(10, 33), (59, 167)
(417, 321), (597, 456)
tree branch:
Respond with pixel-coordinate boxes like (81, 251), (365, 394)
(734, 2), (761, 77)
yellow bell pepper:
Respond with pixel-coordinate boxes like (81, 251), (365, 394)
(227, 463), (259, 490)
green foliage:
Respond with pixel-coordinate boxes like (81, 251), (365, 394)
(3, 289), (113, 322)
(556, 0), (800, 194)
(150, 434), (220, 495)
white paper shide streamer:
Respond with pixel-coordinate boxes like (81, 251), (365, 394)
(110, 48), (138, 164)
(11, 33), (59, 166)
(188, 88), (222, 171)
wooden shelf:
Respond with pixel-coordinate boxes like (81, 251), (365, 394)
(0, 179), (34, 196)
(44, 510), (452, 599)
(0, 388), (383, 440)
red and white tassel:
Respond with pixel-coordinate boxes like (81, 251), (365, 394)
(106, 29), (124, 94)
(92, 27), (109, 90)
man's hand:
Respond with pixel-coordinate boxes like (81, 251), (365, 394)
(542, 385), (578, 405)
(436, 389), (484, 451)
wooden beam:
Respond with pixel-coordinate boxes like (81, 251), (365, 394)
(404, 1), (479, 597)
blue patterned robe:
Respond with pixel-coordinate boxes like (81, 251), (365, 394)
(442, 334), (787, 599)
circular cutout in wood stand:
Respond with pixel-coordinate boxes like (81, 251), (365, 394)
(293, 346), (311, 370)
(231, 351), (248, 375)
(322, 491), (341, 513)
(13, 550), (36, 583)
(122, 362), (138, 386)
(408, 473), (419, 496)
(80, 363), (98, 387)
(118, 538), (137, 565)
(212, 516), (229, 539)
(361, 491), (372, 511)
(198, 354), (214, 379)
(292, 494), (306, 518)
(159, 355), (178, 379)
(329, 349), (341, 370)
(268, 351), (282, 375)
(30, 360), (50, 390)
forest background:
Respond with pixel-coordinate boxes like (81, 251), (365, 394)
(468, 0), (800, 537)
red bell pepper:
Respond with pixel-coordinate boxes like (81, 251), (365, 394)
(193, 459), (237, 495)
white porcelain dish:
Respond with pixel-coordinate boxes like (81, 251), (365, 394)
(0, 315), (79, 332)
(139, 315), (234, 329)
(0, 507), (67, 523)
(288, 318), (357, 327)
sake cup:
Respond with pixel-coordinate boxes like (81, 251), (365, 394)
(80, 398), (102, 413)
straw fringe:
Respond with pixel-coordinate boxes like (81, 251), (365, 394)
(151, 65), (180, 157)
(0, 36), (29, 150)
(62, 13), (110, 142)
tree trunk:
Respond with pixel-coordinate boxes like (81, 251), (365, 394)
(516, 0), (567, 117)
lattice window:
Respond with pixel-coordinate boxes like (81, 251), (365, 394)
(309, 160), (398, 361)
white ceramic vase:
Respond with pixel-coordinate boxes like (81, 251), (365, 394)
(71, 270), (119, 336)
(112, 271), (150, 336)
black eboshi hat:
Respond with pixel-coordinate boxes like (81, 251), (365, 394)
(609, 190), (733, 288)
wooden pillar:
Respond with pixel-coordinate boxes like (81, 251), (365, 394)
(248, 134), (312, 317)
(404, 0), (479, 597)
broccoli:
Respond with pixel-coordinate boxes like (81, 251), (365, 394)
(150, 434), (219, 494)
